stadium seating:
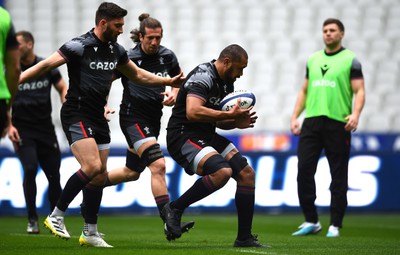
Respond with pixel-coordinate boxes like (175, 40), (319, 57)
(5, 0), (400, 147)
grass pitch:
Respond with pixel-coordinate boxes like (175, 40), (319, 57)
(0, 213), (399, 255)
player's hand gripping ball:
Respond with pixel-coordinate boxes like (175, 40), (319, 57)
(219, 90), (256, 111)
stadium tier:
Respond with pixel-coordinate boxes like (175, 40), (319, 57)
(4, 0), (400, 150)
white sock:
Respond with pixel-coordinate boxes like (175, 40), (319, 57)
(50, 207), (65, 217)
(84, 223), (98, 235)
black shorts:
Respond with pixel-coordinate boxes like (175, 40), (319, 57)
(166, 130), (234, 171)
(61, 107), (110, 145)
(119, 114), (160, 151)
(13, 125), (60, 158)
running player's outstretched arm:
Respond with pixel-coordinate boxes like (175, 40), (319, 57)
(117, 60), (184, 88)
(19, 51), (66, 84)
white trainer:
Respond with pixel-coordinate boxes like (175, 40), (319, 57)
(27, 220), (40, 234)
(79, 231), (113, 248)
(44, 215), (70, 239)
(292, 222), (322, 236)
(326, 225), (340, 237)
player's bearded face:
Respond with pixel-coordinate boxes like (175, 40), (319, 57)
(103, 26), (118, 43)
(224, 60), (246, 85)
(141, 27), (162, 55)
(103, 19), (123, 43)
(224, 67), (236, 85)
(16, 36), (29, 60)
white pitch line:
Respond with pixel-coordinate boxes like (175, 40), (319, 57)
(236, 249), (278, 255)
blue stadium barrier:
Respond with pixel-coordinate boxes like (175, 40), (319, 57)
(0, 133), (399, 215)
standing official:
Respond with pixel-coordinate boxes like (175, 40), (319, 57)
(290, 18), (365, 237)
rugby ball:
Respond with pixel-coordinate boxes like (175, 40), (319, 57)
(219, 90), (256, 111)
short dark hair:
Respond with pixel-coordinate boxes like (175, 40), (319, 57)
(16, 30), (35, 45)
(95, 2), (128, 25)
(218, 44), (248, 63)
(323, 18), (345, 32)
(130, 13), (163, 43)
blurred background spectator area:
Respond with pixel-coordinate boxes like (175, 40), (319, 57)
(4, 0), (400, 149)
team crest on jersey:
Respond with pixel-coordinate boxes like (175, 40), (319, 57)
(93, 47), (98, 52)
(223, 85), (228, 93)
(109, 44), (114, 53)
(159, 57), (164, 65)
(137, 60), (142, 66)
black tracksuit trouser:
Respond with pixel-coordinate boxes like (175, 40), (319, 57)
(297, 116), (351, 228)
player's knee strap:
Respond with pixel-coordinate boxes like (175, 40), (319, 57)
(229, 152), (248, 176)
(141, 143), (164, 167)
(126, 150), (146, 173)
(203, 154), (230, 175)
